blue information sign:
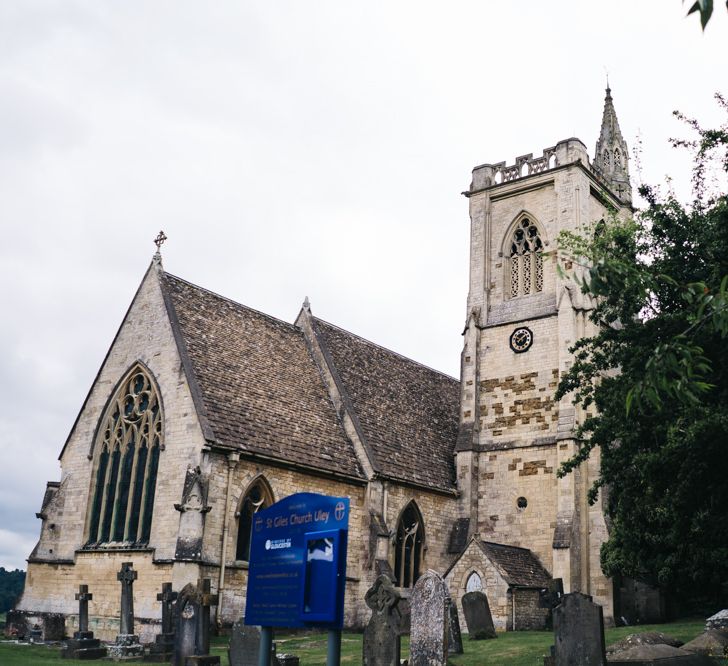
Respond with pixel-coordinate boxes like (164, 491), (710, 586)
(244, 493), (349, 629)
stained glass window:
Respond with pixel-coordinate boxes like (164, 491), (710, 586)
(86, 365), (162, 546)
(235, 478), (273, 561)
(394, 502), (424, 588)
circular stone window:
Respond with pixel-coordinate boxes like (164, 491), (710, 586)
(517, 496), (528, 510)
(509, 327), (533, 353)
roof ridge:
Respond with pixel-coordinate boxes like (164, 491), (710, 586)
(312, 316), (459, 383)
(163, 272), (301, 333)
(481, 540), (535, 553)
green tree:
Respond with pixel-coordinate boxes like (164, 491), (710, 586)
(555, 94), (728, 603)
(686, 0), (728, 30)
(0, 568), (26, 613)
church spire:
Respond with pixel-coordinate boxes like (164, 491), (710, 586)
(595, 85), (632, 205)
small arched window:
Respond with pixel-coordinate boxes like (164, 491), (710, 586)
(87, 365), (162, 546)
(508, 218), (544, 298)
(613, 147), (621, 169)
(235, 478), (273, 561)
(394, 501), (424, 588)
(603, 150), (611, 169)
(466, 572), (483, 593)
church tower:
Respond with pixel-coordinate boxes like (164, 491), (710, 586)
(456, 89), (633, 622)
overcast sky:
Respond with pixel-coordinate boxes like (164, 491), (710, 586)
(0, 1), (726, 571)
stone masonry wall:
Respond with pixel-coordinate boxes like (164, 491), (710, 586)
(16, 265), (209, 634)
(445, 541), (510, 631)
(477, 445), (558, 572)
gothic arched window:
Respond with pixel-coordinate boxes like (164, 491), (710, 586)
(235, 477), (273, 561)
(87, 365), (162, 546)
(394, 501), (424, 588)
(613, 147), (622, 169)
(466, 572), (483, 593)
(508, 218), (544, 298)
(603, 150), (611, 169)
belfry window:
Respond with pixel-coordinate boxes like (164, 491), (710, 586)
(87, 365), (162, 546)
(394, 501), (424, 588)
(508, 218), (544, 298)
(235, 478), (273, 561)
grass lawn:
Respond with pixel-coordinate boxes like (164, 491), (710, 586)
(0, 618), (720, 665)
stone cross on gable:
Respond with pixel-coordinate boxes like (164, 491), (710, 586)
(75, 584), (93, 634)
(197, 578), (219, 656)
(117, 562), (137, 636)
(157, 582), (178, 635)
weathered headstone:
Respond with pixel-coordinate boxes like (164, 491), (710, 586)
(540, 578), (564, 630)
(410, 570), (448, 666)
(446, 597), (464, 655)
(706, 609), (728, 632)
(228, 620), (260, 666)
(552, 592), (605, 666)
(145, 582), (178, 662)
(173, 579), (220, 666)
(61, 584), (107, 659)
(108, 562), (144, 660)
(362, 574), (403, 666)
(461, 591), (497, 640)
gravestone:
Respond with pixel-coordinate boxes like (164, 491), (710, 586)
(608, 643), (716, 665)
(362, 574), (403, 666)
(145, 582), (178, 662)
(61, 584), (107, 659)
(446, 597), (464, 655)
(228, 620), (260, 666)
(552, 592), (605, 666)
(108, 562), (144, 660)
(706, 609), (728, 632)
(173, 579), (220, 666)
(410, 570), (448, 666)
(461, 591), (497, 640)
(540, 578), (564, 630)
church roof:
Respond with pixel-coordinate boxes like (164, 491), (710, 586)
(160, 272), (366, 480)
(481, 541), (552, 588)
(311, 317), (459, 492)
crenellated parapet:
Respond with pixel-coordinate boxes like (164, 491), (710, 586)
(469, 138), (591, 193)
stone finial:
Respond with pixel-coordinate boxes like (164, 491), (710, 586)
(303, 296), (311, 311)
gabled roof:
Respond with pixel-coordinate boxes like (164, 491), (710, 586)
(311, 317), (459, 492)
(481, 541), (551, 588)
(160, 272), (365, 480)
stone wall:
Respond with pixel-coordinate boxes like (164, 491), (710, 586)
(476, 444), (558, 572)
(445, 542), (510, 631)
(513, 588), (548, 630)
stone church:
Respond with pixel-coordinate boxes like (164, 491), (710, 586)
(12, 87), (636, 640)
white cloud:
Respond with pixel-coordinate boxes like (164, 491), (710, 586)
(0, 0), (726, 569)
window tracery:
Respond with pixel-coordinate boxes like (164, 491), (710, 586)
(394, 501), (424, 588)
(613, 147), (621, 169)
(235, 477), (273, 561)
(87, 366), (162, 546)
(508, 218), (544, 298)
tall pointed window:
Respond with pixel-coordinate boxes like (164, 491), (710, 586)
(394, 501), (424, 588)
(508, 218), (544, 297)
(87, 365), (162, 546)
(235, 478), (273, 561)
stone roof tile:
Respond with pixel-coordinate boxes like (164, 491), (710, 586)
(312, 318), (459, 492)
(481, 541), (551, 588)
(161, 273), (364, 480)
